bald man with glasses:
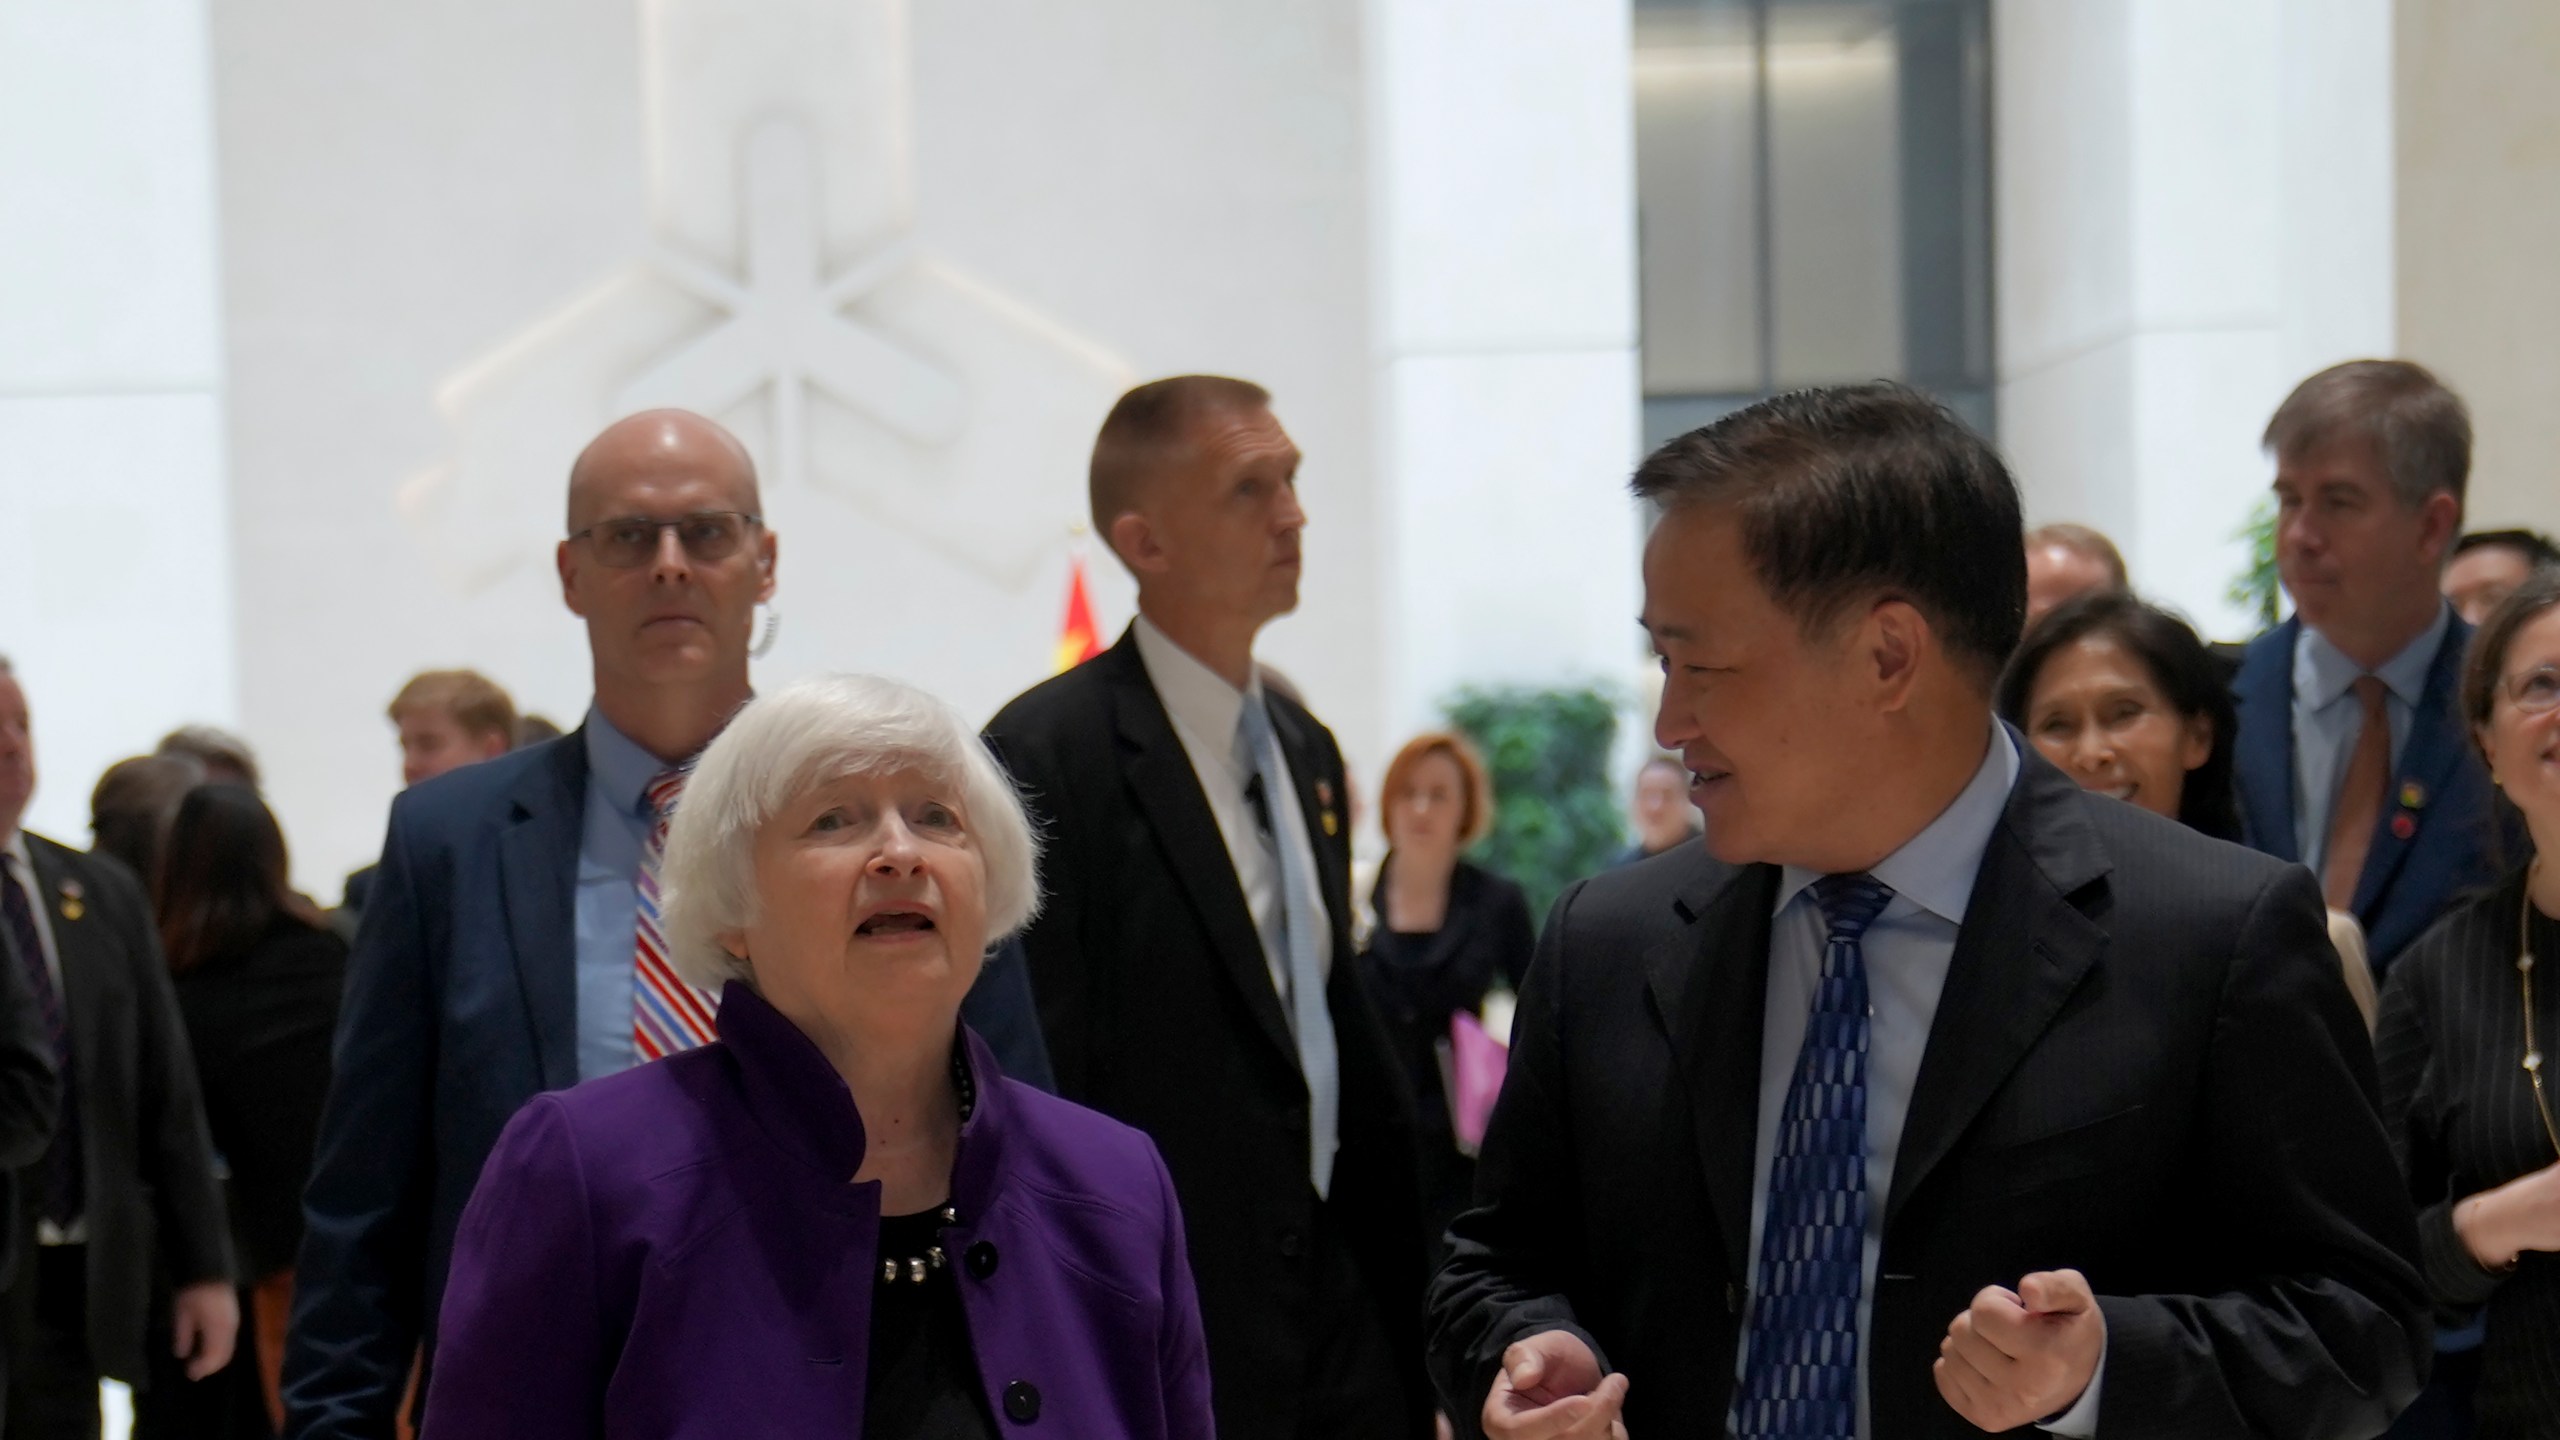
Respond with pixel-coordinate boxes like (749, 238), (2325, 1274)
(284, 411), (1050, 1439)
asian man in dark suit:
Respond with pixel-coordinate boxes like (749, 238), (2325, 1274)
(986, 376), (1430, 1440)
(284, 411), (1052, 1438)
(2231, 361), (2507, 976)
(0, 658), (235, 1437)
(1428, 385), (2429, 1439)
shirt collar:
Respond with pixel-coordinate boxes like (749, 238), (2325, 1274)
(1, 831), (27, 878)
(1133, 614), (1264, 753)
(582, 707), (671, 819)
(1774, 723), (2020, 927)
(2295, 602), (2452, 712)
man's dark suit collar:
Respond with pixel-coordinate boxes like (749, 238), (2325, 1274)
(2231, 618), (2302, 860)
(495, 731), (589, 1090)
(1095, 628), (1300, 1066)
(1643, 741), (2113, 1270)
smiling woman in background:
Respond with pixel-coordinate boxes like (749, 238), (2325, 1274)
(422, 674), (1211, 1439)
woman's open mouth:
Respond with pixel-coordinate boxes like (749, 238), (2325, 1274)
(856, 909), (936, 937)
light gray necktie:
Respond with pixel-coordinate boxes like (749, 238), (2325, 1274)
(1236, 694), (1340, 1196)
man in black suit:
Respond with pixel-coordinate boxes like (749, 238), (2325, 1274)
(0, 871), (62, 1427)
(986, 376), (1429, 1440)
(1427, 385), (2429, 1439)
(0, 657), (235, 1437)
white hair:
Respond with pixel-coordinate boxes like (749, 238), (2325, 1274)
(658, 674), (1041, 990)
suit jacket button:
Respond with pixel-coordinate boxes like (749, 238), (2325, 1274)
(1277, 1228), (1306, 1260)
(966, 1241), (999, 1279)
(1003, 1380), (1042, 1423)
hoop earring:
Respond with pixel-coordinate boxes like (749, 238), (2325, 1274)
(750, 604), (782, 659)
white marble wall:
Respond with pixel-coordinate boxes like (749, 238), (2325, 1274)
(1994, 0), (2396, 640)
(0, 0), (233, 852)
(1366, 0), (1643, 753)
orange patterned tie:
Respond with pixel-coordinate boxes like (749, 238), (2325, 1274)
(2323, 676), (2391, 911)
(633, 766), (720, 1060)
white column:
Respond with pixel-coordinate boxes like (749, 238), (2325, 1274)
(1994, 0), (2394, 639)
(1365, 0), (1644, 756)
(0, 0), (233, 847)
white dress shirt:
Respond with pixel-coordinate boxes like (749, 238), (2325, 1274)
(1131, 616), (1334, 1005)
(1738, 727), (2102, 1437)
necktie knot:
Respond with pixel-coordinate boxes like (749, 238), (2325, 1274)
(644, 766), (687, 822)
(1810, 872), (1894, 942)
(2352, 673), (2389, 715)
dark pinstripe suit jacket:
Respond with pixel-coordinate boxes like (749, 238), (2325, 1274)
(1430, 744), (2431, 1439)
(2379, 868), (2560, 1438)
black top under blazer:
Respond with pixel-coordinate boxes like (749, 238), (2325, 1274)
(1427, 745), (2430, 1439)
(2377, 869), (2560, 1440)
(173, 913), (345, 1279)
(985, 627), (1432, 1440)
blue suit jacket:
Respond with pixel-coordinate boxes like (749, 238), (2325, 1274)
(2230, 617), (2511, 972)
(283, 730), (1053, 1438)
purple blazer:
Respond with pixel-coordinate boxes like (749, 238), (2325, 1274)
(422, 981), (1214, 1438)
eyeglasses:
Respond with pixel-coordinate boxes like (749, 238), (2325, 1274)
(567, 511), (761, 569)
(2502, 664), (2560, 715)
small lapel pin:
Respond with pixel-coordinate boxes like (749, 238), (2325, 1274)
(1315, 780), (1334, 808)
(2390, 813), (2418, 842)
(1322, 811), (1340, 837)
(56, 878), (84, 923)
(2399, 781), (2427, 811)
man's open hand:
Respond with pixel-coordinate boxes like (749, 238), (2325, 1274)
(1482, 1330), (1630, 1440)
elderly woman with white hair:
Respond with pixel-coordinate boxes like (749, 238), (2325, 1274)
(421, 675), (1213, 1439)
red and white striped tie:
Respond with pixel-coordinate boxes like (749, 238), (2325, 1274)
(633, 766), (720, 1061)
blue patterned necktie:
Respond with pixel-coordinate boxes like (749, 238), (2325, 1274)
(1733, 872), (1895, 1440)
(1236, 694), (1340, 1197)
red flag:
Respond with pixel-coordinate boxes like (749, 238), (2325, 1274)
(1053, 554), (1103, 673)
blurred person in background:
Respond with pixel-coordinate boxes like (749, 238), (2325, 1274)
(2023, 521), (2128, 628)
(2444, 529), (2559, 628)
(154, 730), (258, 793)
(0, 657), (236, 1438)
(1613, 754), (1700, 866)
(157, 785), (345, 1438)
(87, 757), (206, 897)
(341, 671), (519, 921)
(2232, 361), (2508, 977)
(2376, 572), (2560, 1438)
(2001, 590), (2377, 1028)
(1357, 733), (1532, 1269)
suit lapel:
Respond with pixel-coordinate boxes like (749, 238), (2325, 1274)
(24, 840), (107, 1106)
(2231, 621), (2300, 862)
(1885, 755), (2108, 1230)
(1100, 638), (1299, 1065)
(1645, 861), (1777, 1279)
(2351, 617), (2470, 917)
(495, 735), (588, 1090)
(1268, 694), (1354, 956)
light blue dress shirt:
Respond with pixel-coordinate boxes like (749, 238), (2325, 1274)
(572, 709), (665, 1083)
(1737, 726), (2097, 1437)
(2289, 604), (2451, 875)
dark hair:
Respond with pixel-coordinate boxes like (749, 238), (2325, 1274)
(2455, 528), (2560, 571)
(89, 753), (206, 891)
(2462, 569), (2560, 763)
(1089, 375), (1273, 537)
(156, 724), (262, 789)
(1996, 590), (2242, 841)
(2262, 359), (2471, 516)
(1631, 383), (2025, 688)
(157, 784), (327, 975)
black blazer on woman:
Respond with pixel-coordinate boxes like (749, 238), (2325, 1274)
(174, 915), (345, 1278)
(2378, 868), (2560, 1439)
(1360, 858), (1532, 1252)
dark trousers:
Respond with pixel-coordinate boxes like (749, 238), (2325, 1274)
(4, 1245), (100, 1440)
(1296, 1207), (1420, 1440)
